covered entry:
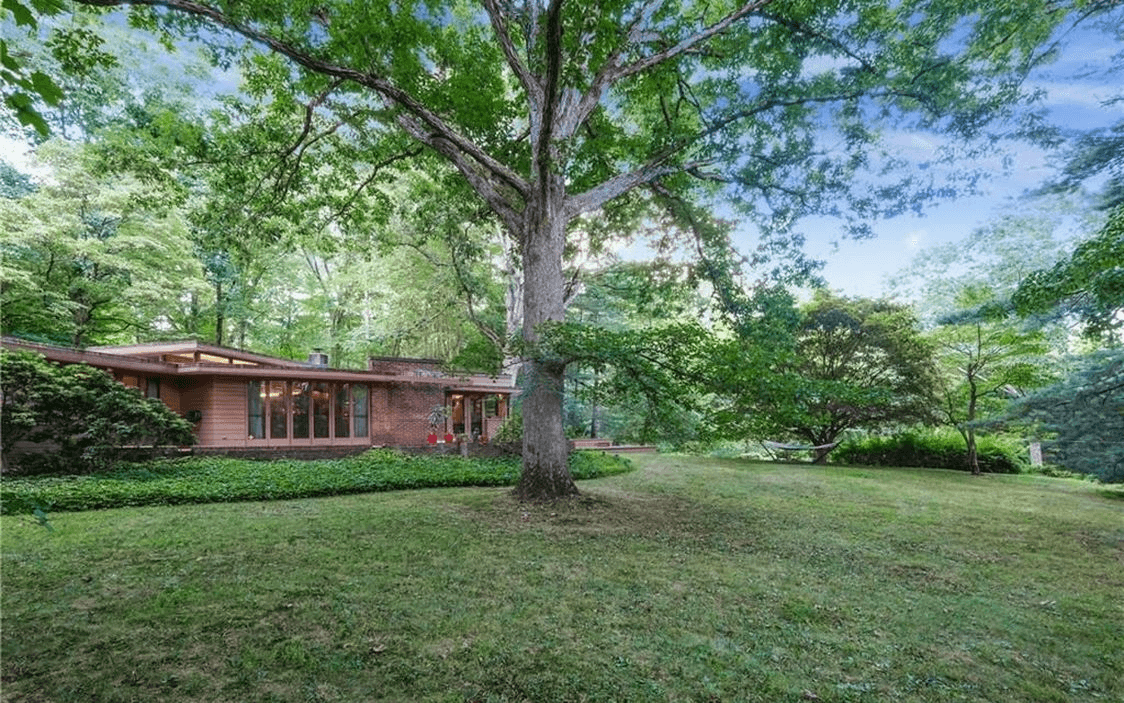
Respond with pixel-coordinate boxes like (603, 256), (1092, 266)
(446, 392), (508, 441)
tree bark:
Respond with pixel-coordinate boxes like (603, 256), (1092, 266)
(214, 280), (225, 347)
(513, 177), (579, 501)
(966, 427), (981, 475)
(966, 359), (981, 475)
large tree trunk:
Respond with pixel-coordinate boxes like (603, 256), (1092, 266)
(513, 184), (579, 501)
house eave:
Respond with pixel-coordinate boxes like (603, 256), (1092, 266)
(3, 338), (514, 394)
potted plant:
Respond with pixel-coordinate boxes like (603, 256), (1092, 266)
(427, 405), (449, 444)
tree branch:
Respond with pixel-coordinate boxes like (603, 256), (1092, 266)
(564, 0), (776, 137)
(74, 0), (531, 202)
(481, 0), (542, 109)
(396, 114), (524, 234)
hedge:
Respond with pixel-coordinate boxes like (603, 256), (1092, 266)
(833, 429), (1026, 474)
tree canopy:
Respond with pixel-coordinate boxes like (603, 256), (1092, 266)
(711, 291), (939, 461)
(1012, 204), (1124, 343)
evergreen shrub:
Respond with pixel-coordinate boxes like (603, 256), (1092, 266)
(1, 350), (196, 474)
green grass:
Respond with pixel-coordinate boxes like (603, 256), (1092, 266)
(0, 449), (632, 515)
(2, 455), (1121, 702)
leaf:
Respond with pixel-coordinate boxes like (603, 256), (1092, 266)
(4, 92), (50, 136)
(30, 70), (63, 106)
(2, 0), (38, 28)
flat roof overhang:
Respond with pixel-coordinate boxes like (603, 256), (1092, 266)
(2, 339), (174, 375)
(3, 338), (513, 394)
(173, 364), (513, 393)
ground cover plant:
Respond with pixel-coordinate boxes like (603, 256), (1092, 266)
(0, 449), (631, 516)
(2, 455), (1121, 702)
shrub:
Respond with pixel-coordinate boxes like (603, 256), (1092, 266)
(833, 428), (1026, 474)
(492, 410), (522, 444)
(1, 350), (196, 474)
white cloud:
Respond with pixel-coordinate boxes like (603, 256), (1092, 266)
(1031, 81), (1117, 109)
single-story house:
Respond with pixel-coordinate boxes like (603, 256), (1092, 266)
(1, 338), (513, 451)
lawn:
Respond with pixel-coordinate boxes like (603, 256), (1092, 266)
(2, 455), (1121, 702)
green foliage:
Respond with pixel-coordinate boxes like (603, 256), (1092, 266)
(0, 449), (633, 514)
(560, 262), (712, 447)
(710, 291), (940, 455)
(834, 428), (1026, 474)
(1003, 349), (1124, 483)
(492, 410), (522, 444)
(566, 450), (634, 481)
(1, 0), (64, 135)
(0, 350), (196, 473)
(0, 140), (207, 345)
(534, 318), (711, 446)
(931, 295), (1055, 473)
(788, 292), (938, 444)
(1012, 205), (1124, 343)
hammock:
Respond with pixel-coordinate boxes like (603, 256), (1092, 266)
(762, 440), (839, 452)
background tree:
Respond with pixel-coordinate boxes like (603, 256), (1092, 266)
(0, 139), (207, 345)
(1004, 348), (1123, 482)
(932, 292), (1055, 475)
(716, 291), (939, 462)
(885, 195), (1095, 326)
(562, 261), (710, 445)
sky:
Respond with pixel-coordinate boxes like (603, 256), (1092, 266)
(2, 6), (1121, 301)
(797, 21), (1122, 299)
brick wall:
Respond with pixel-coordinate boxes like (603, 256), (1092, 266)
(368, 356), (444, 376)
(384, 382), (445, 445)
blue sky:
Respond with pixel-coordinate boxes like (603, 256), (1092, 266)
(802, 19), (1122, 298)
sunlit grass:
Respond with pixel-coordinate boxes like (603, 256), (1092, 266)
(2, 455), (1121, 702)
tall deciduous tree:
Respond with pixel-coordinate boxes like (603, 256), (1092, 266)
(61, 0), (1108, 499)
(0, 140), (206, 345)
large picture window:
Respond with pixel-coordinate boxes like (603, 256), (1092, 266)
(313, 382), (330, 438)
(292, 382), (311, 439)
(269, 380), (288, 438)
(334, 384), (351, 438)
(248, 380), (369, 442)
